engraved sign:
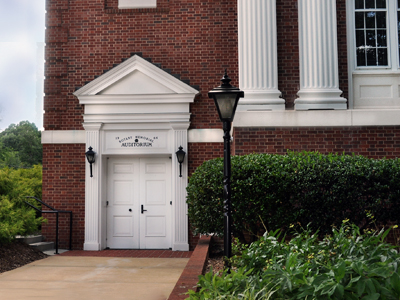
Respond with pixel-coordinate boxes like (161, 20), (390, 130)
(116, 135), (157, 148)
(105, 131), (168, 152)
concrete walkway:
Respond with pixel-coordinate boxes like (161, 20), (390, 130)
(0, 256), (189, 300)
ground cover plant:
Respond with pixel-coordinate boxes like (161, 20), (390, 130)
(187, 152), (400, 241)
(188, 222), (400, 299)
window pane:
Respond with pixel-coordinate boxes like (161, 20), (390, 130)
(366, 12), (376, 28)
(356, 30), (365, 47)
(356, 0), (364, 9)
(366, 48), (377, 65)
(376, 12), (386, 28)
(377, 30), (387, 46)
(378, 48), (388, 65)
(376, 0), (386, 9)
(365, 0), (375, 9)
(355, 12), (365, 29)
(398, 11), (400, 30)
(354, 0), (389, 68)
(366, 30), (376, 46)
(357, 49), (366, 66)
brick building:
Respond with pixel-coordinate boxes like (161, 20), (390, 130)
(42, 0), (400, 250)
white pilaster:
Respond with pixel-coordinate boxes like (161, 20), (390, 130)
(296, 0), (347, 110)
(83, 122), (103, 251)
(170, 122), (189, 251)
(237, 0), (285, 111)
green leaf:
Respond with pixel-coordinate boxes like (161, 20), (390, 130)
(356, 278), (366, 297)
(390, 273), (400, 295)
(334, 283), (345, 299)
(365, 278), (376, 294)
(335, 261), (346, 282)
(361, 293), (380, 300)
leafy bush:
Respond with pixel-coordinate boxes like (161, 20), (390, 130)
(0, 196), (43, 243)
(0, 166), (44, 243)
(186, 152), (400, 239)
(188, 223), (400, 300)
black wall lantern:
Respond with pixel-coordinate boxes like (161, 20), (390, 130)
(208, 70), (244, 270)
(85, 146), (95, 177)
(175, 146), (186, 177)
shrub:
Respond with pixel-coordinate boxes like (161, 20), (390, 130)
(188, 223), (400, 300)
(0, 196), (43, 243)
(186, 152), (400, 239)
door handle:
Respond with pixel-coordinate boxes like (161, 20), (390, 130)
(129, 208), (132, 212)
(141, 205), (147, 214)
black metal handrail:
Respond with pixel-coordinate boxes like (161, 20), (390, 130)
(25, 196), (73, 254)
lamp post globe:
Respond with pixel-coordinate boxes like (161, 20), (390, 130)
(208, 70), (244, 123)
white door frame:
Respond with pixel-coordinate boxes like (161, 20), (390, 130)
(83, 124), (190, 251)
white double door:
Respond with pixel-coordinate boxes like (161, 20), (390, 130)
(106, 157), (172, 249)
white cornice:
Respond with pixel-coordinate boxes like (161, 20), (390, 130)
(82, 113), (191, 124)
(78, 94), (198, 105)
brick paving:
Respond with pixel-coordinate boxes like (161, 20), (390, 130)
(60, 249), (193, 258)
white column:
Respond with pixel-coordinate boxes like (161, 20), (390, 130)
(83, 123), (103, 250)
(170, 122), (189, 251)
(295, 0), (347, 110)
(237, 0), (285, 111)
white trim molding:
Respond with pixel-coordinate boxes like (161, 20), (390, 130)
(118, 0), (156, 9)
(237, 0), (285, 111)
(235, 109), (400, 127)
(296, 0), (347, 110)
(41, 130), (85, 144)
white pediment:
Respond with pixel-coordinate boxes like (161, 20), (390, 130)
(73, 55), (198, 99)
(98, 70), (175, 95)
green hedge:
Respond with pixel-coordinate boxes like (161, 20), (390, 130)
(186, 152), (400, 239)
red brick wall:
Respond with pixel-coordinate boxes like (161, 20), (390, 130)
(336, 0), (349, 102)
(44, 0), (240, 130)
(234, 127), (400, 158)
(41, 144), (86, 249)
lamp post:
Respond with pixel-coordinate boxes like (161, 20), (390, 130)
(208, 70), (244, 268)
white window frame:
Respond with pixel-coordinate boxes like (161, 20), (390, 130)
(349, 0), (399, 71)
(346, 0), (400, 109)
(118, 0), (157, 9)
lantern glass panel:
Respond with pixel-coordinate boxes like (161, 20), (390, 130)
(215, 93), (237, 120)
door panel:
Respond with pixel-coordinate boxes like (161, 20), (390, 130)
(140, 158), (171, 249)
(106, 158), (140, 249)
(107, 157), (171, 249)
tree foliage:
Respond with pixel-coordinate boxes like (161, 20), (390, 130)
(0, 165), (44, 243)
(0, 121), (42, 168)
